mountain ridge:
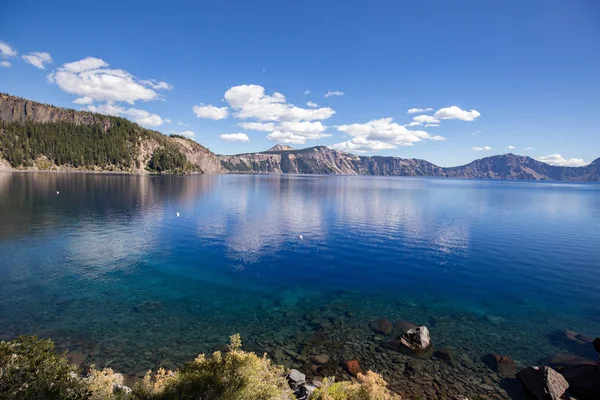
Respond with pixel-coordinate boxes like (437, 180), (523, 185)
(1, 94), (598, 181)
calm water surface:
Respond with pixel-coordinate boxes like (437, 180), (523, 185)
(0, 173), (599, 374)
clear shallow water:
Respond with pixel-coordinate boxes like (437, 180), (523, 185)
(0, 172), (599, 376)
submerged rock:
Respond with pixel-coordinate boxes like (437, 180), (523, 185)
(400, 326), (431, 350)
(545, 353), (595, 368)
(434, 347), (457, 367)
(516, 366), (568, 400)
(312, 354), (330, 365)
(368, 319), (393, 335)
(483, 353), (517, 378)
(393, 320), (416, 336)
(562, 329), (593, 345)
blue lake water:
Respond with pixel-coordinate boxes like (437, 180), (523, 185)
(0, 172), (599, 379)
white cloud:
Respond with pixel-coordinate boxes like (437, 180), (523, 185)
(324, 90), (344, 98)
(177, 121), (189, 127)
(536, 154), (587, 167)
(525, 147), (533, 150)
(21, 52), (52, 69)
(238, 122), (276, 131)
(332, 117), (443, 152)
(0, 41), (17, 57)
(425, 123), (439, 127)
(266, 132), (309, 144)
(304, 89), (311, 95)
(407, 108), (433, 114)
(73, 96), (94, 105)
(192, 104), (229, 120)
(220, 133), (250, 142)
(508, 145), (516, 150)
(140, 79), (173, 90)
(87, 104), (166, 127)
(472, 146), (492, 151)
(306, 101), (318, 108)
(224, 84), (334, 122)
(331, 137), (396, 153)
(472, 130), (481, 136)
(164, 118), (172, 124)
(49, 57), (171, 104)
(267, 121), (330, 144)
(0, 61), (11, 68)
(435, 106), (480, 121)
(409, 106), (481, 127)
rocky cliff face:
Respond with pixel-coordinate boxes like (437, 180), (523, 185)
(221, 148), (600, 181)
(0, 94), (222, 174)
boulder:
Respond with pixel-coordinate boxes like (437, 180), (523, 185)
(593, 337), (600, 353)
(516, 366), (569, 400)
(288, 369), (306, 389)
(369, 319), (393, 335)
(558, 364), (600, 399)
(563, 329), (593, 345)
(343, 359), (362, 376)
(400, 326), (431, 350)
(483, 353), (517, 378)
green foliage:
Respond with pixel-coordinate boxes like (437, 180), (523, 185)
(131, 334), (292, 400)
(0, 335), (88, 400)
(148, 145), (187, 173)
(311, 371), (401, 400)
(0, 117), (190, 173)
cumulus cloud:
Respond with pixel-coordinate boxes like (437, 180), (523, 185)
(331, 117), (444, 152)
(0, 61), (10, 68)
(192, 104), (229, 120)
(22, 52), (53, 69)
(508, 145), (516, 150)
(304, 89), (311, 95)
(324, 90), (344, 98)
(225, 84), (334, 122)
(0, 41), (17, 57)
(306, 101), (318, 108)
(536, 154), (587, 167)
(49, 57), (171, 104)
(472, 146), (492, 151)
(409, 106), (481, 126)
(220, 133), (250, 142)
(407, 107), (433, 114)
(224, 84), (335, 144)
(73, 96), (94, 105)
(87, 103), (166, 127)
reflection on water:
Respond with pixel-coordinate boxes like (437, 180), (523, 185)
(1, 172), (599, 382)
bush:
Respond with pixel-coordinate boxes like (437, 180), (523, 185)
(0, 336), (88, 400)
(131, 334), (293, 400)
(311, 371), (401, 400)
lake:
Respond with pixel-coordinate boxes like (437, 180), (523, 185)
(0, 172), (599, 396)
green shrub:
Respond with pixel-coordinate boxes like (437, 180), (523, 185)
(311, 371), (401, 400)
(0, 335), (89, 400)
(131, 334), (292, 400)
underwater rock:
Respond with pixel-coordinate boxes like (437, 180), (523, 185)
(393, 320), (416, 336)
(400, 326), (431, 350)
(558, 364), (600, 399)
(434, 347), (457, 367)
(68, 351), (87, 366)
(343, 359), (362, 376)
(368, 319), (393, 335)
(562, 329), (593, 345)
(312, 354), (330, 365)
(308, 330), (329, 346)
(132, 301), (163, 313)
(517, 366), (568, 400)
(545, 353), (595, 368)
(483, 353), (516, 378)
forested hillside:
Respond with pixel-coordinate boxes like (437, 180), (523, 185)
(0, 94), (222, 173)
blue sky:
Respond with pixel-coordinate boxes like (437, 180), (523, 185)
(1, 0), (599, 167)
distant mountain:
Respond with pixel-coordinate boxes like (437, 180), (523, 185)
(219, 147), (600, 181)
(266, 144), (294, 152)
(0, 94), (222, 173)
(1, 93), (598, 181)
